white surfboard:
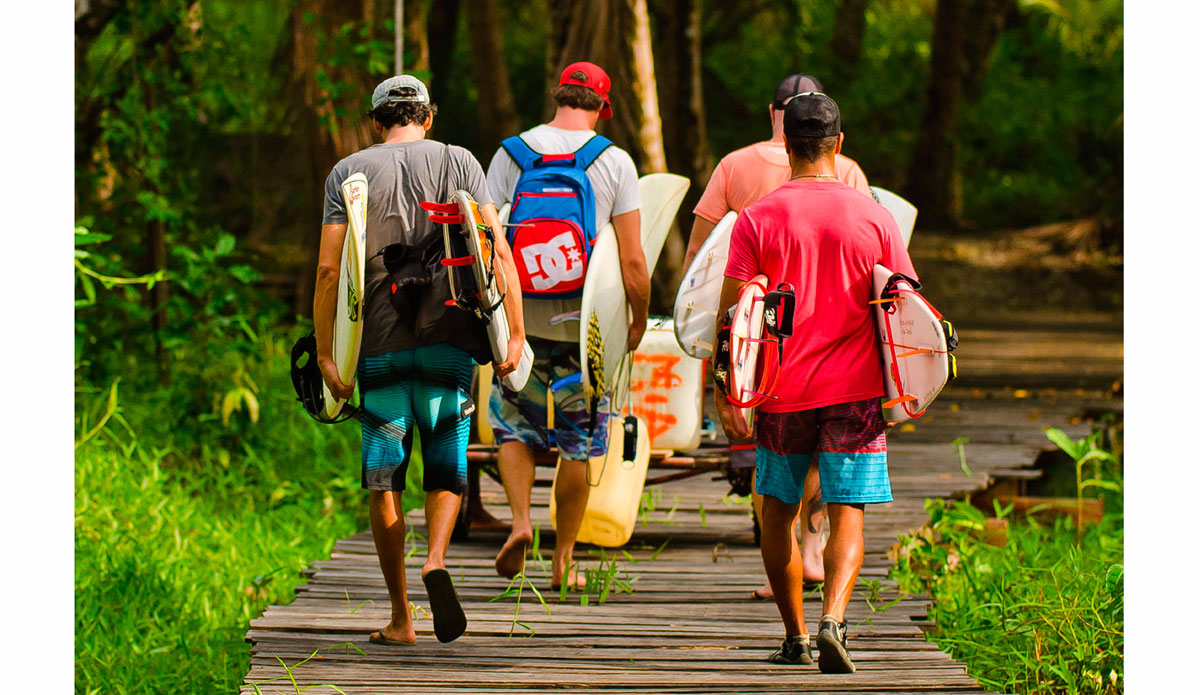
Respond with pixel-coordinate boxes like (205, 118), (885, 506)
(872, 264), (952, 423)
(322, 172), (368, 420)
(449, 191), (533, 391)
(580, 173), (690, 402)
(871, 186), (918, 247)
(672, 211), (737, 358)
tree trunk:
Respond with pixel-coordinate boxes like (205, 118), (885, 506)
(629, 0), (667, 174)
(468, 0), (521, 153)
(404, 0), (429, 73)
(288, 0), (380, 314)
(652, 0), (710, 302)
(905, 0), (967, 229)
(830, 0), (869, 84)
(962, 0), (1013, 101)
(906, 0), (1013, 228)
(545, 0), (666, 174)
(428, 0), (461, 103)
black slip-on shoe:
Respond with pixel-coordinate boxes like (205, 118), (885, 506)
(423, 568), (467, 643)
(767, 634), (813, 665)
(816, 614), (855, 673)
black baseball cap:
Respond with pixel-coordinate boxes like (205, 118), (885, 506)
(772, 74), (825, 109)
(783, 92), (841, 138)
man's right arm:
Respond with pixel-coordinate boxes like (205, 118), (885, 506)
(683, 216), (718, 271)
(685, 158), (731, 269)
(314, 223), (353, 400)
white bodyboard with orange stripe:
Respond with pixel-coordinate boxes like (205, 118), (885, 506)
(872, 264), (952, 423)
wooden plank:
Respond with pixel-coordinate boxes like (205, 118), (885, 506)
(244, 377), (1117, 692)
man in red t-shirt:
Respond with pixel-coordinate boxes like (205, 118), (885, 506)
(715, 93), (916, 672)
(690, 74), (874, 600)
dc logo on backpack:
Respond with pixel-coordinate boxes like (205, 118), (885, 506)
(500, 134), (612, 298)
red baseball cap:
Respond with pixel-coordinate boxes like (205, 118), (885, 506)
(558, 61), (612, 119)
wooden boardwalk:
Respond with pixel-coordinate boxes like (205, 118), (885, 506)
(243, 322), (1121, 694)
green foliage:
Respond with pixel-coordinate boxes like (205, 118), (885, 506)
(699, 1), (1121, 229)
(75, 333), (368, 694)
(891, 417), (1124, 694)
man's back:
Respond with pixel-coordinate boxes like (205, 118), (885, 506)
(486, 124), (640, 341)
(724, 180), (916, 413)
(323, 139), (491, 356)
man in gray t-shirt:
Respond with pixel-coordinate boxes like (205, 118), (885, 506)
(314, 75), (526, 646)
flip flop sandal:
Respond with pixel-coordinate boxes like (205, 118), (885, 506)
(368, 631), (415, 646)
(423, 568), (467, 643)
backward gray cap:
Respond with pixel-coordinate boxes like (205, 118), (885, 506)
(371, 75), (431, 109)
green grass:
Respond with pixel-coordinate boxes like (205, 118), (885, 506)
(890, 416), (1124, 694)
(891, 502), (1123, 693)
(74, 332), (381, 694)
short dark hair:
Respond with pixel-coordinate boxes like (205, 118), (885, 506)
(369, 92), (437, 128)
(786, 134), (839, 163)
(553, 72), (605, 111)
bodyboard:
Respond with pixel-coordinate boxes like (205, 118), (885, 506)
(450, 190), (533, 391)
(873, 264), (951, 423)
(727, 275), (769, 427)
(672, 211), (737, 358)
(321, 172), (368, 420)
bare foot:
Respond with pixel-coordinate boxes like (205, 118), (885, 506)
(469, 505), (510, 533)
(369, 619), (417, 645)
(550, 567), (587, 591)
(494, 530), (532, 578)
(751, 583), (773, 600)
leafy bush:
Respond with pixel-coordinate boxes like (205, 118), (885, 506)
(891, 417), (1124, 694)
(75, 333), (371, 694)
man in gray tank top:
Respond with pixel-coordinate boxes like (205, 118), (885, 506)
(316, 75), (526, 645)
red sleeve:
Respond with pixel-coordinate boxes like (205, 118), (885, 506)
(880, 215), (918, 282)
(724, 211), (759, 281)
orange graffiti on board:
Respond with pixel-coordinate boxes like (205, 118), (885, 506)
(631, 354), (683, 391)
(631, 354), (684, 443)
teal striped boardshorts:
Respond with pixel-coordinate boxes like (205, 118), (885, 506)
(358, 345), (474, 493)
(754, 398), (891, 505)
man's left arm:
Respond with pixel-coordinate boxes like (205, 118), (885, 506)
(480, 202), (526, 376)
(712, 275), (752, 442)
(612, 209), (649, 351)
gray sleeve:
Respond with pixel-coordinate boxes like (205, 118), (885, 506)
(321, 162), (348, 225)
(452, 146), (492, 207)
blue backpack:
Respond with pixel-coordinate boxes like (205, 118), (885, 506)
(500, 134), (612, 298)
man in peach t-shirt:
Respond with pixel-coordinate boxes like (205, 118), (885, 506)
(686, 74), (872, 267)
(686, 74), (874, 600)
